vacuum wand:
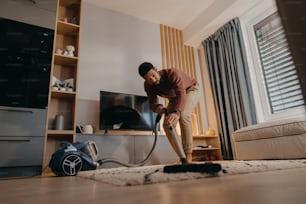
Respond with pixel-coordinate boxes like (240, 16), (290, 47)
(160, 108), (187, 164)
(165, 124), (188, 164)
(161, 108), (222, 174)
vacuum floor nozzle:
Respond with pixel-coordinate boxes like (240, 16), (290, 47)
(163, 162), (222, 174)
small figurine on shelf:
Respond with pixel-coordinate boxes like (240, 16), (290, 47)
(66, 85), (74, 92)
(58, 83), (66, 91)
(56, 48), (63, 55)
(52, 85), (59, 91)
(66, 45), (75, 57)
(206, 129), (216, 136)
(71, 16), (78, 25)
(52, 76), (64, 91)
(63, 78), (74, 91)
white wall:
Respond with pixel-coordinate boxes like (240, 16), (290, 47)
(76, 2), (163, 128)
(78, 2), (162, 101)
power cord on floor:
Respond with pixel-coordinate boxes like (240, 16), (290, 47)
(144, 168), (162, 184)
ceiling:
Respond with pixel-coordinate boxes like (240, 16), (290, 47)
(85, 0), (216, 29)
(26, 0), (264, 46)
(24, 0), (217, 29)
(85, 0), (264, 46)
(18, 0), (57, 12)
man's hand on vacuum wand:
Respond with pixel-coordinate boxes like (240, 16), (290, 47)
(164, 113), (179, 125)
(156, 105), (179, 125)
(156, 105), (165, 116)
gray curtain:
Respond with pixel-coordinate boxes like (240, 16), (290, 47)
(202, 18), (257, 160)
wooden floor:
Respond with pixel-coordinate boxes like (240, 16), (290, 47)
(1, 167), (306, 204)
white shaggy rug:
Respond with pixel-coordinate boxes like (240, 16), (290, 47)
(77, 159), (306, 186)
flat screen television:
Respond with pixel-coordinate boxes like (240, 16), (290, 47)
(99, 91), (158, 131)
(0, 17), (54, 109)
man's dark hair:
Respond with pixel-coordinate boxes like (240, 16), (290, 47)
(138, 62), (153, 77)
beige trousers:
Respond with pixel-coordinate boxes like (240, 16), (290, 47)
(163, 85), (200, 155)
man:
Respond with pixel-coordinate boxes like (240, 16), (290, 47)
(138, 62), (200, 163)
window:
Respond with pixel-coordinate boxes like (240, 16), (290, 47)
(254, 12), (304, 114)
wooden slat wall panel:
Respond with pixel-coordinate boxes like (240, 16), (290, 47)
(160, 24), (204, 136)
(159, 25), (167, 69)
(176, 30), (182, 69)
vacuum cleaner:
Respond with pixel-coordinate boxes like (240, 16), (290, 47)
(48, 140), (100, 176)
(49, 108), (221, 176)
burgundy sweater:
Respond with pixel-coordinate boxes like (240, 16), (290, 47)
(144, 68), (197, 116)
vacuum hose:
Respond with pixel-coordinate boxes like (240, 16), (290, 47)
(97, 110), (163, 167)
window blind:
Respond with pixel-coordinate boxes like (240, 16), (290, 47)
(254, 12), (304, 113)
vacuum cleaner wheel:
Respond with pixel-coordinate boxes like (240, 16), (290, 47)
(61, 154), (83, 176)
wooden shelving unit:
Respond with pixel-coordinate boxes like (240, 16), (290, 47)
(192, 135), (222, 161)
(41, 0), (82, 176)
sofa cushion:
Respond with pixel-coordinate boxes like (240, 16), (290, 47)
(232, 118), (306, 142)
